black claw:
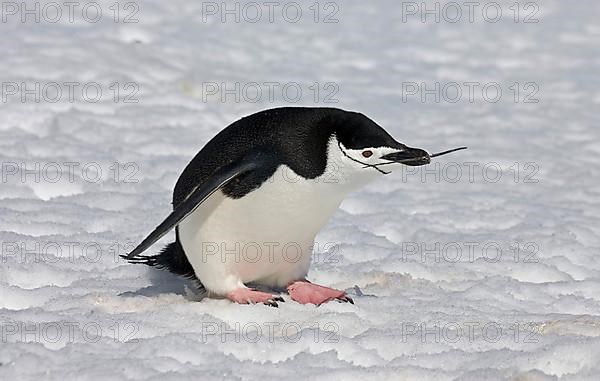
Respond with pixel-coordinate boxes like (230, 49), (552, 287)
(264, 300), (279, 307)
(273, 296), (285, 302)
(336, 296), (354, 304)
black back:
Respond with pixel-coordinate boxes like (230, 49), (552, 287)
(173, 107), (402, 205)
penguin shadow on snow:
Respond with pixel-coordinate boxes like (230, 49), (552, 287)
(119, 266), (207, 302)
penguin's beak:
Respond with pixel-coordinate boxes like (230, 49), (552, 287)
(381, 147), (431, 166)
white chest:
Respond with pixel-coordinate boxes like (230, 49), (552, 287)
(178, 164), (350, 292)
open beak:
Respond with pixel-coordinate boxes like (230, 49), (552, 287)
(380, 147), (431, 167)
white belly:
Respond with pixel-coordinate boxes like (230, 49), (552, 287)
(178, 165), (351, 295)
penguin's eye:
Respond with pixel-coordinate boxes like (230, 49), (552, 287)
(362, 150), (373, 158)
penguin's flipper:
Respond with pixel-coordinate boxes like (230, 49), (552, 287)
(122, 156), (259, 260)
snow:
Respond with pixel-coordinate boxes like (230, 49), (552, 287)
(1, 0), (600, 379)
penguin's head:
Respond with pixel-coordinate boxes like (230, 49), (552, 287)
(328, 111), (431, 179)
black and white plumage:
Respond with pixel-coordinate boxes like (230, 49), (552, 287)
(123, 107), (453, 306)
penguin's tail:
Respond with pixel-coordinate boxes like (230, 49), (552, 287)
(121, 233), (200, 282)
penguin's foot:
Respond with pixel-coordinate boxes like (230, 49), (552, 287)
(287, 281), (354, 306)
(226, 288), (284, 307)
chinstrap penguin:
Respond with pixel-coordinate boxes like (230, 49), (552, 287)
(123, 107), (466, 306)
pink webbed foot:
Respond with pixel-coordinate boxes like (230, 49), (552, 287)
(226, 288), (284, 307)
(287, 281), (354, 306)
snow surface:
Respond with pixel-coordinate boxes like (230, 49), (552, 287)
(1, 0), (600, 379)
